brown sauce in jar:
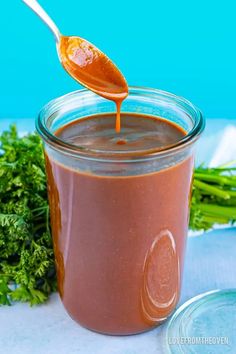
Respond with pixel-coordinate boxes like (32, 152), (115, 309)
(45, 113), (193, 334)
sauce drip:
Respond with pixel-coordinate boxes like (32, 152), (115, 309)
(59, 36), (128, 132)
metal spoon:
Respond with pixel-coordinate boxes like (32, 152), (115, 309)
(22, 0), (128, 132)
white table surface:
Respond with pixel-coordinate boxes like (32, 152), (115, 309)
(0, 118), (236, 354)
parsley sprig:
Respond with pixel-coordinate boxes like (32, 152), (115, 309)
(0, 126), (56, 305)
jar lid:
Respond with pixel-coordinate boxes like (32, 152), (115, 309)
(165, 289), (236, 353)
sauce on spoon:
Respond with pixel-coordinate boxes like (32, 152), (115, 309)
(22, 1), (128, 132)
(59, 36), (128, 132)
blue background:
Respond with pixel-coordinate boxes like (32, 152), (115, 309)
(1, 0), (236, 120)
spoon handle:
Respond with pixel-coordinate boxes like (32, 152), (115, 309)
(22, 0), (61, 43)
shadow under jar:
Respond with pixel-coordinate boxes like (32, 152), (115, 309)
(36, 87), (204, 335)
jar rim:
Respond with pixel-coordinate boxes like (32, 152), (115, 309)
(36, 86), (205, 161)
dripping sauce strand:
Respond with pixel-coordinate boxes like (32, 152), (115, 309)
(115, 100), (122, 133)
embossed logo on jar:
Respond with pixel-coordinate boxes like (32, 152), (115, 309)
(141, 230), (180, 324)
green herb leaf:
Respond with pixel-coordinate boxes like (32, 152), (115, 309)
(0, 125), (56, 306)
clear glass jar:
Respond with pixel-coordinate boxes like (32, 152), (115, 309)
(36, 87), (204, 335)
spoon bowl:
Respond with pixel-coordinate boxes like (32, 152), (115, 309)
(59, 35), (128, 102)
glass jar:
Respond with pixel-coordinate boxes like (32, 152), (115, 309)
(36, 87), (204, 335)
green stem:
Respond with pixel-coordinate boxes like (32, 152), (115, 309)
(194, 173), (236, 186)
(193, 180), (231, 200)
(197, 203), (236, 219)
(46, 206), (50, 233)
(31, 206), (48, 213)
(201, 215), (230, 224)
